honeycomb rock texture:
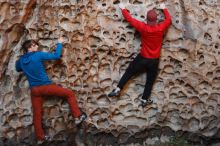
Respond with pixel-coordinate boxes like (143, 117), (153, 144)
(0, 0), (220, 145)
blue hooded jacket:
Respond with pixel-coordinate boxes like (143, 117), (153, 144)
(16, 43), (62, 88)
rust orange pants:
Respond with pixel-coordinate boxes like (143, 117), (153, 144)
(31, 84), (81, 140)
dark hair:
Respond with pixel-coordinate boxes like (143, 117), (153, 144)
(22, 40), (38, 53)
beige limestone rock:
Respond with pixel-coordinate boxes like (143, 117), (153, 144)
(0, 0), (220, 145)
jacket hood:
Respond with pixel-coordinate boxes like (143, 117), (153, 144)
(146, 9), (157, 25)
(21, 52), (35, 64)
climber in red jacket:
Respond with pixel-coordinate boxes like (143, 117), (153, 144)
(108, 2), (172, 107)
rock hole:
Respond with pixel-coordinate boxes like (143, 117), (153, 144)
(204, 32), (212, 41)
(113, 0), (120, 4)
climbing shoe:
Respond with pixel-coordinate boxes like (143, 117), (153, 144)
(37, 135), (51, 144)
(140, 98), (153, 107)
(75, 112), (87, 125)
(107, 87), (120, 97)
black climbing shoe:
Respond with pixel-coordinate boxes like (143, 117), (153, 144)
(107, 88), (120, 97)
(37, 135), (51, 144)
(75, 112), (87, 125)
(140, 99), (153, 107)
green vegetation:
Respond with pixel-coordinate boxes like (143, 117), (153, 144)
(155, 137), (192, 146)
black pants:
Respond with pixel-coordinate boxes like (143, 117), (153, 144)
(117, 54), (159, 100)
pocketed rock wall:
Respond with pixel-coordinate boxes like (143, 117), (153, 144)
(0, 0), (220, 145)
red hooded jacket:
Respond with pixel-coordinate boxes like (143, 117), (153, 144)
(121, 8), (172, 59)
